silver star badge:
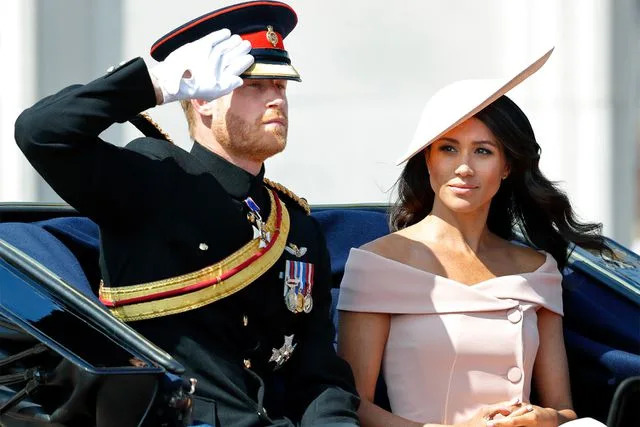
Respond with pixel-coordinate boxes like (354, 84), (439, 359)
(269, 334), (296, 369)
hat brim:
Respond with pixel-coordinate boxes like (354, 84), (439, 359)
(241, 62), (301, 82)
(397, 47), (554, 165)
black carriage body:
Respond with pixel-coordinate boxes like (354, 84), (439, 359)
(0, 203), (638, 426)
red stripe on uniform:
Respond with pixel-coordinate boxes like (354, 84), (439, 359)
(100, 192), (284, 307)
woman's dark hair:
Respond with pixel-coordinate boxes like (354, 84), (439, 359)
(390, 95), (611, 269)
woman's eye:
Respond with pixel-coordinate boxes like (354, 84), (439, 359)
(476, 147), (493, 155)
(439, 145), (456, 152)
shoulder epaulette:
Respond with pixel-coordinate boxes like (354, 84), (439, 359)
(129, 112), (175, 143)
(263, 178), (310, 215)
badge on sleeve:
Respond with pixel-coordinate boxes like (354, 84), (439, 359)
(283, 260), (314, 314)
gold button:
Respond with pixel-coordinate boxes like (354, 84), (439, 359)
(242, 315), (248, 327)
(243, 358), (252, 369)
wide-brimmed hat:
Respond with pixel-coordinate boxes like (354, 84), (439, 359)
(150, 1), (301, 81)
(397, 47), (554, 165)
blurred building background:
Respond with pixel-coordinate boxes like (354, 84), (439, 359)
(1, 0), (638, 250)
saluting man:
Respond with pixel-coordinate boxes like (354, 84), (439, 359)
(15, 1), (359, 425)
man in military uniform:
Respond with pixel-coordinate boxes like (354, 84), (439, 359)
(15, 1), (359, 425)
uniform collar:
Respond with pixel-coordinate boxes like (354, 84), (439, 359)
(190, 141), (265, 199)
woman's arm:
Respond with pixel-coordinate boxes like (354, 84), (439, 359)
(491, 308), (577, 426)
(337, 311), (515, 427)
(533, 308), (578, 423)
(338, 310), (423, 427)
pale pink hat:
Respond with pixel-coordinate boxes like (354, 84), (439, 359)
(397, 47), (554, 165)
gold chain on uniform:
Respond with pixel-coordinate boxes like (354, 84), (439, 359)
(139, 112), (175, 143)
(263, 178), (310, 215)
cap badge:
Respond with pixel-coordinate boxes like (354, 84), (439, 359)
(266, 25), (278, 47)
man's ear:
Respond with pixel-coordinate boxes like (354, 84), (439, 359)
(191, 98), (214, 116)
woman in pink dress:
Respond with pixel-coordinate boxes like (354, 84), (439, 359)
(337, 48), (611, 427)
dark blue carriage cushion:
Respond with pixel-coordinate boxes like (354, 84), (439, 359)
(311, 208), (390, 286)
(561, 268), (640, 421)
(35, 217), (101, 296)
(0, 219), (98, 301)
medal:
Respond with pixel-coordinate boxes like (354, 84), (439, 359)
(282, 260), (315, 314)
(303, 294), (313, 313)
(285, 289), (298, 312)
(244, 197), (270, 247)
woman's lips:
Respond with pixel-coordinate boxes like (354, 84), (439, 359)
(448, 184), (477, 195)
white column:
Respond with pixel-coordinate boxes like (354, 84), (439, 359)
(501, 0), (619, 240)
(610, 0), (639, 246)
(0, 0), (37, 201)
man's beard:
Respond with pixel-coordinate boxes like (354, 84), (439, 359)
(213, 110), (288, 162)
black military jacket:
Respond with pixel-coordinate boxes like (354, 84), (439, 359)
(15, 58), (359, 426)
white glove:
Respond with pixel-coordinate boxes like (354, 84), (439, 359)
(149, 28), (254, 104)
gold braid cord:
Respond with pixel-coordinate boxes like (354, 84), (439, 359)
(139, 112), (174, 143)
(264, 178), (310, 215)
(101, 188), (290, 321)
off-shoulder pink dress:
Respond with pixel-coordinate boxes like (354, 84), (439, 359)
(337, 248), (563, 425)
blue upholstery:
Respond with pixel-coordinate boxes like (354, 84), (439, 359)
(562, 268), (640, 420)
(0, 210), (638, 423)
(312, 208), (390, 285)
(0, 220), (97, 300)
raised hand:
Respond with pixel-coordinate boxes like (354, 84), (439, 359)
(149, 28), (254, 104)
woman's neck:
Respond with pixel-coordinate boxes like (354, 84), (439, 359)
(414, 201), (494, 254)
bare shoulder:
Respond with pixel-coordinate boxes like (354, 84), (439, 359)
(359, 229), (440, 271)
(359, 232), (407, 258)
(506, 243), (549, 272)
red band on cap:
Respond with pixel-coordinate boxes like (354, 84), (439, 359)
(241, 29), (284, 50)
(150, 1), (296, 57)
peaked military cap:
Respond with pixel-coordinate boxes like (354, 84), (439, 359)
(150, 1), (301, 81)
